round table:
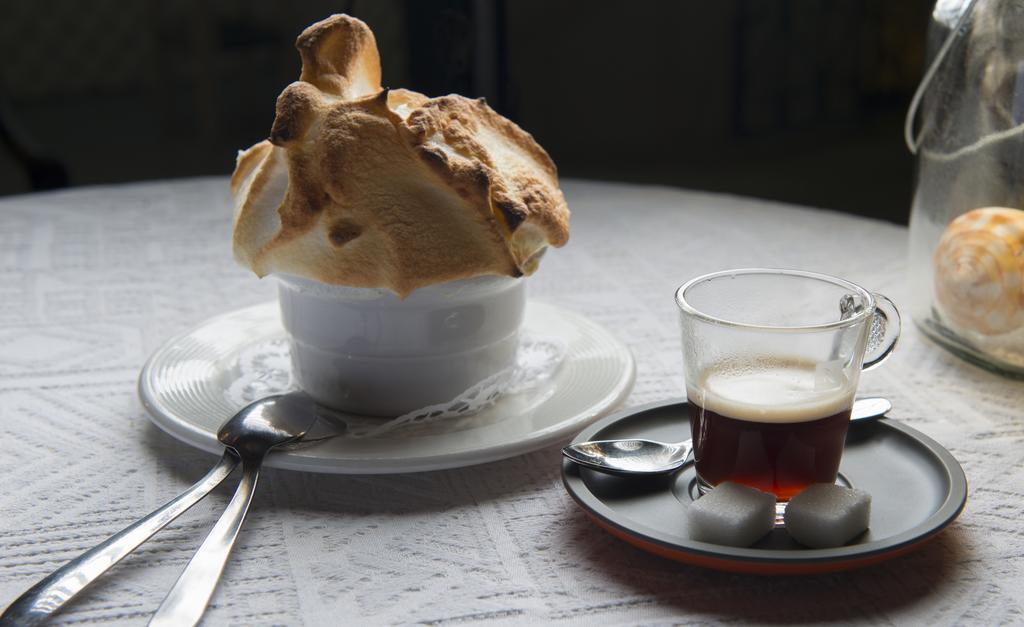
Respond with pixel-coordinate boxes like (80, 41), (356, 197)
(0, 178), (1018, 625)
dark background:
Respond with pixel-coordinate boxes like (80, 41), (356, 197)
(0, 0), (932, 223)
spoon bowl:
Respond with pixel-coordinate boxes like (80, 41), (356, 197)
(562, 397), (892, 476)
(567, 439), (690, 475)
(217, 393), (319, 455)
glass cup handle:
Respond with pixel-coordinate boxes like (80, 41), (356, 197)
(862, 293), (901, 371)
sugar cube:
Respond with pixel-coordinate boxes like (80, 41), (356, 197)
(784, 483), (871, 549)
(688, 482), (777, 547)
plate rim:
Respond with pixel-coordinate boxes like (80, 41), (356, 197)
(139, 300), (636, 474)
(561, 398), (968, 573)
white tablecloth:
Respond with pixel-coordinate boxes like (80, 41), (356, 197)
(0, 178), (1021, 625)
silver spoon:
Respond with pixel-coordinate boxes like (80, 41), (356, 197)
(149, 392), (319, 627)
(0, 392), (319, 627)
(562, 397), (892, 476)
(0, 456), (238, 627)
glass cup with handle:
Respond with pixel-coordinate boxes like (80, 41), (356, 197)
(675, 268), (900, 501)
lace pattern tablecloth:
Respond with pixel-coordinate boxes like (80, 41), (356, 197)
(1, 178), (1021, 625)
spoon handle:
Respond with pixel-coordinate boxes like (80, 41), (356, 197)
(149, 456), (263, 627)
(0, 451), (238, 627)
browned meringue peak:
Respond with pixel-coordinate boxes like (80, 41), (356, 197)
(231, 14), (569, 297)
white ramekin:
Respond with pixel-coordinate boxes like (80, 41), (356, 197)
(276, 274), (526, 416)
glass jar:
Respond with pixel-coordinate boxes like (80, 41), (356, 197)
(906, 0), (1024, 377)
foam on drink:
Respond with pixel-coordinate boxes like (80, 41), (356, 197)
(688, 357), (856, 424)
(687, 357), (856, 500)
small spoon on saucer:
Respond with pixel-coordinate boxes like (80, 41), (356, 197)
(562, 397), (892, 476)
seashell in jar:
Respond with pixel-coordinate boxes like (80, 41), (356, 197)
(933, 207), (1024, 335)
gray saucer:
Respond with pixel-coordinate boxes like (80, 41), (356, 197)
(561, 399), (967, 574)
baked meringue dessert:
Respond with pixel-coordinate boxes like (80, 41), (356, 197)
(230, 14), (569, 298)
(229, 14), (569, 415)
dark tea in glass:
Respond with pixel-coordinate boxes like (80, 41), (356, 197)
(676, 269), (900, 502)
(687, 359), (853, 500)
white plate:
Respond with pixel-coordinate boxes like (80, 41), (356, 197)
(139, 301), (635, 473)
